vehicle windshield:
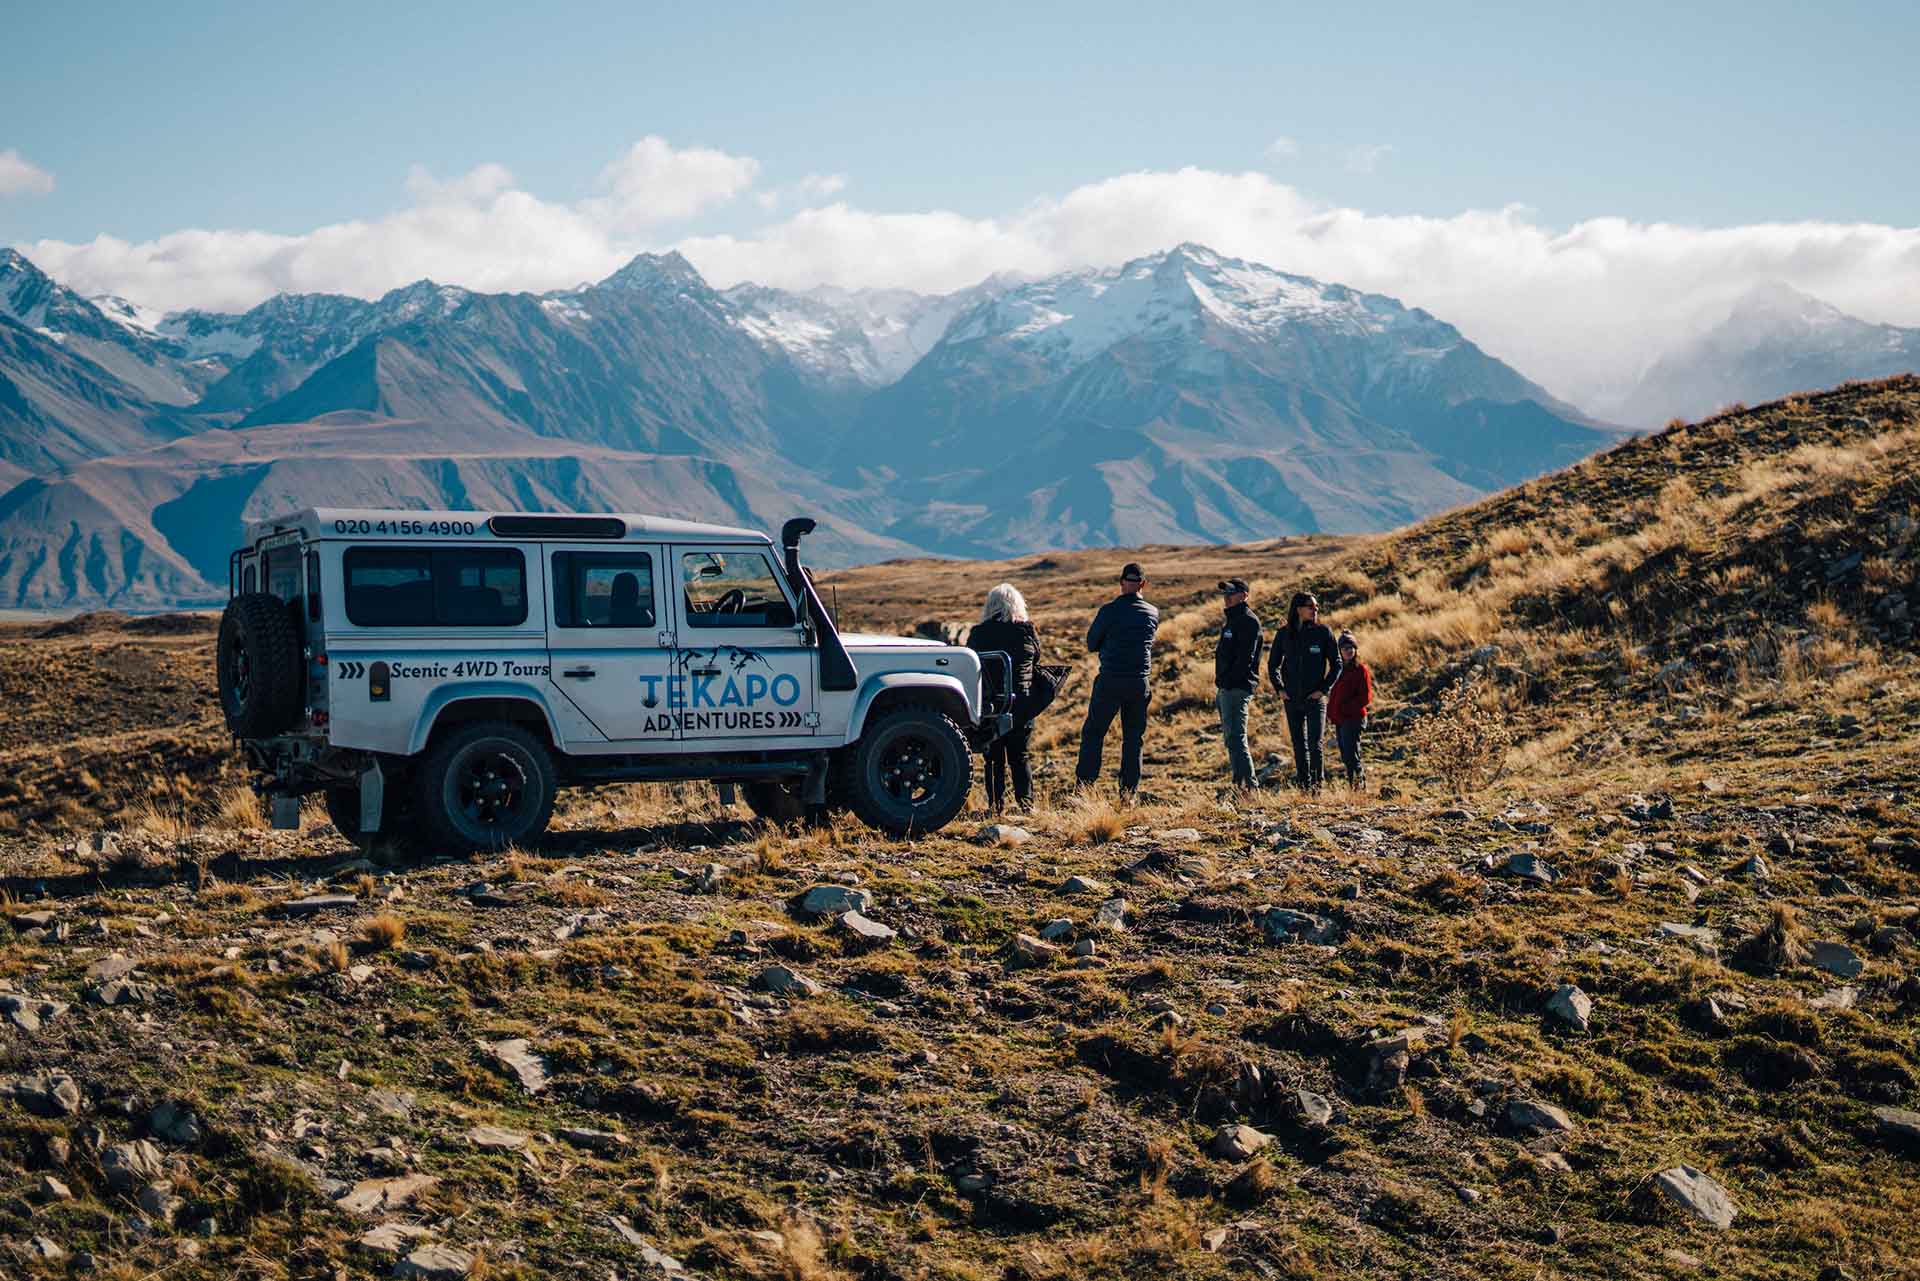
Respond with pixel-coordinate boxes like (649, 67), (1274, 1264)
(681, 551), (795, 628)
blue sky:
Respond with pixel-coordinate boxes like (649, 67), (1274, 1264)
(7, 0), (1915, 240)
(5, 0), (1918, 406)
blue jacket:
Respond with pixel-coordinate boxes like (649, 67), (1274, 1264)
(1087, 594), (1159, 680)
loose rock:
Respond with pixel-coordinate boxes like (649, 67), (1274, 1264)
(837, 910), (897, 944)
(394, 1243), (474, 1280)
(100, 1140), (165, 1191)
(1653, 1165), (1737, 1230)
(1508, 1098), (1575, 1135)
(1007, 933), (1060, 969)
(799, 885), (873, 917)
(1811, 941), (1865, 979)
(1256, 906), (1338, 944)
(754, 965), (823, 997)
(486, 1038), (553, 1094)
(1210, 1124), (1273, 1160)
(1546, 984), (1593, 1032)
(1093, 897), (1130, 931)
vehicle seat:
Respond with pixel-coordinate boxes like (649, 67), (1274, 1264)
(609, 572), (653, 627)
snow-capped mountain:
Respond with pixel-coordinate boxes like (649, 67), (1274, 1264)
(1, 248), (214, 406)
(722, 279), (1006, 387)
(1617, 283), (1920, 426)
(834, 244), (1618, 555)
(1, 242), (1632, 606)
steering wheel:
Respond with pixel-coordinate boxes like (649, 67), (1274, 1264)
(714, 587), (746, 614)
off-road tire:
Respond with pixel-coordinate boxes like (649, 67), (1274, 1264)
(741, 781), (828, 828)
(845, 703), (972, 836)
(217, 592), (303, 737)
(413, 722), (556, 854)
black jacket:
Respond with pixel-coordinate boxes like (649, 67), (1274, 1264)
(1268, 619), (1341, 699)
(1214, 602), (1264, 692)
(966, 619), (1039, 695)
(1086, 594), (1159, 680)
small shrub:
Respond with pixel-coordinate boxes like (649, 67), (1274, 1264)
(1409, 672), (1514, 792)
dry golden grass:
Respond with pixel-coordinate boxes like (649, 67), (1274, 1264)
(213, 784), (265, 831)
(361, 913), (406, 950)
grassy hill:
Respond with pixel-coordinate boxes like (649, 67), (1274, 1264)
(0, 378), (1915, 1279)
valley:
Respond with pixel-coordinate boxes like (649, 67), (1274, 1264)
(0, 379), (1915, 1279)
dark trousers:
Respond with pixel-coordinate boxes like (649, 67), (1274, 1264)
(985, 720), (1033, 810)
(1077, 675), (1149, 794)
(1284, 696), (1326, 787)
(1335, 718), (1364, 783)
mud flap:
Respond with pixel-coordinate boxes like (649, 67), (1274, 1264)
(358, 760), (385, 835)
(716, 782), (737, 807)
(802, 753), (829, 805)
(270, 794), (301, 831)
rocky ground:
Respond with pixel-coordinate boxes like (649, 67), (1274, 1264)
(1, 380), (1917, 1279)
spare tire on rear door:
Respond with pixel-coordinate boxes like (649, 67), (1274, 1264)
(217, 592), (303, 737)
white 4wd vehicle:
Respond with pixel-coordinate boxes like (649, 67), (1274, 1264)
(217, 509), (1012, 850)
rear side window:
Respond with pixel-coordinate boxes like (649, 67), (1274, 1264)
(265, 546), (302, 604)
(345, 546), (528, 627)
(553, 552), (655, 628)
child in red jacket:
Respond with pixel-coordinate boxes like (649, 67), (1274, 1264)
(1326, 631), (1373, 787)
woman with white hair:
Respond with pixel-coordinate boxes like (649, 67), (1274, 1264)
(966, 582), (1041, 811)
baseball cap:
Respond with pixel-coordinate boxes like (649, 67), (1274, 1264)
(1119, 562), (1145, 582)
(1217, 578), (1249, 595)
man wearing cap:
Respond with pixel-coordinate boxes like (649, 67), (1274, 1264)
(1213, 578), (1264, 790)
(1266, 591), (1341, 789)
(1076, 562), (1159, 796)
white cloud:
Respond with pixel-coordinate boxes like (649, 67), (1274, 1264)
(1343, 143), (1393, 174)
(677, 167), (1920, 410)
(1265, 136), (1298, 160)
(578, 135), (758, 233)
(20, 146), (1920, 411)
(0, 148), (55, 198)
(753, 172), (848, 212)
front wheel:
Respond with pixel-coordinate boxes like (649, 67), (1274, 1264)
(413, 723), (556, 854)
(845, 704), (972, 836)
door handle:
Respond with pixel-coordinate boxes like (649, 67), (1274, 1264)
(562, 667), (596, 680)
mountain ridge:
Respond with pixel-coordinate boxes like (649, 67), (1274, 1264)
(3, 242), (1630, 607)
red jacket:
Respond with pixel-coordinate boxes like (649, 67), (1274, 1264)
(1327, 660), (1373, 724)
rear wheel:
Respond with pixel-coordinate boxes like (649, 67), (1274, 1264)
(325, 784), (418, 850)
(741, 780), (826, 827)
(217, 593), (302, 736)
(845, 703), (971, 836)
(413, 722), (556, 854)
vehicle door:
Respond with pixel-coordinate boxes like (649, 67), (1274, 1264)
(671, 544), (816, 741)
(543, 543), (681, 746)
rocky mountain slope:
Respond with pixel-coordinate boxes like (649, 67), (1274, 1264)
(1618, 283), (1920, 426)
(4, 243), (1630, 607)
(840, 245), (1619, 555)
(0, 379), (1915, 1279)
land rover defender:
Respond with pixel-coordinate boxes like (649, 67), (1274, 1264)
(216, 509), (1012, 850)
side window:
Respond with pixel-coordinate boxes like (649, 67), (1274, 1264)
(434, 548), (526, 626)
(344, 546), (527, 627)
(553, 552), (655, 628)
(241, 562), (257, 595)
(345, 548), (432, 626)
(264, 546), (301, 604)
(681, 551), (795, 629)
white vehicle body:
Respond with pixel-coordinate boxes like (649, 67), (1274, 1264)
(221, 508), (1010, 845)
